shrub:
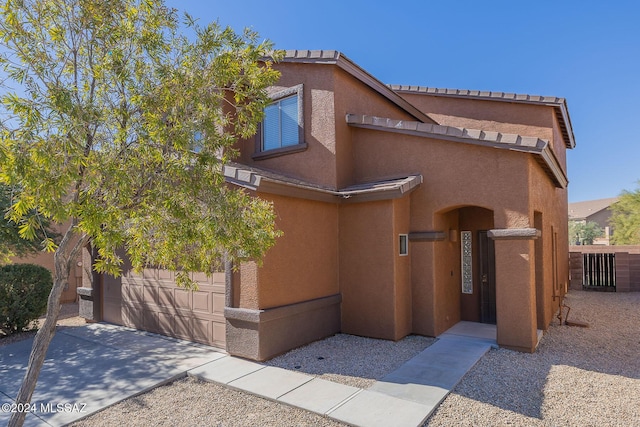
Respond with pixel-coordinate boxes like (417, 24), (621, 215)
(0, 263), (53, 336)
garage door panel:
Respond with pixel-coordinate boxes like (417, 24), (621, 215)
(212, 321), (226, 348)
(105, 268), (226, 350)
(157, 268), (173, 280)
(144, 284), (159, 305)
(143, 268), (158, 280)
(157, 311), (173, 336)
(124, 283), (144, 304)
(174, 289), (191, 309)
(123, 302), (144, 329)
(192, 291), (210, 313)
(175, 315), (192, 341)
(213, 293), (225, 315)
(157, 286), (174, 307)
(191, 271), (211, 284)
(192, 319), (209, 345)
(139, 309), (156, 333)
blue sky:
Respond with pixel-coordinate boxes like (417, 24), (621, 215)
(166, 0), (640, 202)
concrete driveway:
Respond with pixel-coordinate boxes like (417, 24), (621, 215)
(0, 323), (226, 426)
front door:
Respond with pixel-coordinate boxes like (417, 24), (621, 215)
(478, 231), (496, 324)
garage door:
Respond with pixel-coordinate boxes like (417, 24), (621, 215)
(102, 268), (226, 350)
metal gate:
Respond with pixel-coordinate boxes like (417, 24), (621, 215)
(583, 253), (616, 290)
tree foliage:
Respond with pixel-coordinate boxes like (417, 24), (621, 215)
(568, 220), (603, 245)
(0, 0), (282, 424)
(1, 184), (59, 263)
(610, 184), (640, 245)
(0, 0), (282, 282)
(0, 263), (53, 336)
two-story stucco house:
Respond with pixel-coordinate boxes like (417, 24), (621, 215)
(83, 50), (575, 361)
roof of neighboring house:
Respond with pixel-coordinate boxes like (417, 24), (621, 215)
(276, 50), (437, 125)
(346, 114), (568, 189)
(224, 162), (422, 203)
(568, 197), (620, 220)
(389, 84), (576, 150)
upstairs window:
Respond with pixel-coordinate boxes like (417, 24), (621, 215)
(255, 84), (306, 159)
(263, 95), (299, 151)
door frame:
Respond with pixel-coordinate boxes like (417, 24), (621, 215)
(478, 230), (496, 324)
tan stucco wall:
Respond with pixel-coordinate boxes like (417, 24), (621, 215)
(339, 200), (397, 339)
(333, 68), (418, 189)
(235, 63), (339, 188)
(528, 156), (570, 329)
(253, 193), (339, 310)
(426, 209), (460, 336)
(494, 238), (538, 352)
(228, 60), (572, 357)
(398, 92), (569, 172)
(350, 128), (531, 229)
(397, 93), (554, 141)
(392, 197), (412, 339)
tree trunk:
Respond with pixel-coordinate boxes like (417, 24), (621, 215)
(8, 229), (87, 427)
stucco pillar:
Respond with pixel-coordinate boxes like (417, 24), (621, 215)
(77, 245), (101, 322)
(490, 228), (539, 353)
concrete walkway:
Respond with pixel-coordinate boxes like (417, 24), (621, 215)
(0, 322), (495, 427)
(0, 324), (225, 427)
(191, 321), (496, 427)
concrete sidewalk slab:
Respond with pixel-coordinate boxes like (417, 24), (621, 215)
(227, 366), (313, 400)
(278, 377), (360, 415)
(188, 356), (265, 384)
(440, 321), (497, 341)
(364, 327), (494, 423)
(327, 389), (431, 427)
(0, 324), (224, 427)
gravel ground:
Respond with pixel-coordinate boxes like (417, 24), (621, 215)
(264, 333), (434, 388)
(426, 290), (640, 426)
(9, 291), (640, 426)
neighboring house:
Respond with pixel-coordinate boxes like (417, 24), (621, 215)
(10, 222), (82, 304)
(568, 197), (619, 245)
(81, 50), (575, 360)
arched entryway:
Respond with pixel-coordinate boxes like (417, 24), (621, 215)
(435, 206), (496, 331)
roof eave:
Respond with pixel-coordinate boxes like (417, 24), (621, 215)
(390, 85), (577, 149)
(277, 50), (437, 125)
(346, 114), (568, 189)
(223, 163), (422, 203)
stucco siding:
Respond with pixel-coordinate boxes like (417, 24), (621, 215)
(397, 93), (554, 141)
(255, 193), (339, 309)
(339, 200), (397, 339)
(333, 67), (419, 189)
(528, 156), (570, 330)
(235, 63), (339, 188)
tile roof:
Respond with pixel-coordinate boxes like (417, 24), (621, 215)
(389, 84), (576, 150)
(223, 162), (422, 203)
(274, 50), (436, 125)
(568, 197), (620, 220)
(346, 114), (568, 189)
(388, 85), (565, 105)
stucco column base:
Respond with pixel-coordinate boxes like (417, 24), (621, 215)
(493, 238), (538, 353)
(225, 294), (341, 361)
(78, 245), (100, 322)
